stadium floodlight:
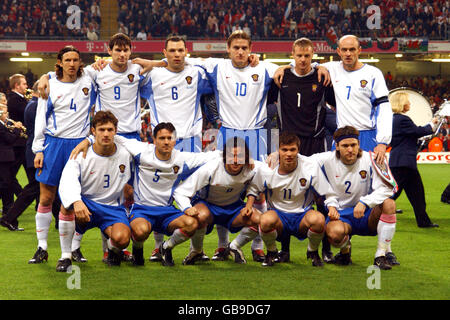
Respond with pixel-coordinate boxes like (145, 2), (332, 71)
(10, 57), (43, 62)
(359, 58), (379, 63)
(263, 58), (292, 63)
(431, 59), (450, 62)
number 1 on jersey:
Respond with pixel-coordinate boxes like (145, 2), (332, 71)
(297, 92), (301, 108)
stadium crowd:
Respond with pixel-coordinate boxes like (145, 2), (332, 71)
(117, 0), (449, 40)
(0, 0), (101, 40)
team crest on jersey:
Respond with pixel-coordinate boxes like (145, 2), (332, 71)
(119, 164), (126, 173)
(312, 84), (318, 92)
(359, 170), (367, 179)
(173, 165), (180, 174)
(251, 74), (259, 82)
(185, 76), (193, 85)
(82, 87), (89, 96)
(360, 80), (368, 88)
(127, 74), (134, 83)
(299, 178), (307, 187)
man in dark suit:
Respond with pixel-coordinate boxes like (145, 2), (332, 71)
(0, 102), (24, 229)
(7, 74), (29, 197)
(389, 91), (439, 228)
(1, 82), (61, 231)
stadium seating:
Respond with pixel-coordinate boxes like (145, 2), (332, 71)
(0, 0), (100, 40)
(117, 0), (448, 40)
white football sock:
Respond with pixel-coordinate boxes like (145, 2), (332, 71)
(260, 227), (278, 252)
(35, 205), (53, 251)
(307, 228), (324, 252)
(164, 229), (190, 249)
(71, 232), (83, 251)
(190, 227), (206, 253)
(375, 214), (396, 258)
(154, 231), (164, 249)
(216, 224), (229, 248)
(59, 212), (75, 260)
(231, 227), (258, 250)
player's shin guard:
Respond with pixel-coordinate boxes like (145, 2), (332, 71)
(190, 227), (206, 253)
(375, 214), (396, 258)
(58, 212), (75, 260)
(259, 227), (277, 252)
(165, 228), (190, 249)
(251, 201), (266, 251)
(231, 226), (258, 250)
(35, 205), (53, 250)
(307, 228), (324, 252)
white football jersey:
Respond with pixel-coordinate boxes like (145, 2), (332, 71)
(247, 155), (338, 213)
(114, 135), (220, 207)
(188, 58), (278, 130)
(140, 65), (212, 139)
(33, 74), (96, 153)
(85, 62), (150, 134)
(59, 143), (133, 208)
(311, 151), (394, 209)
(174, 156), (264, 210)
(322, 61), (392, 145)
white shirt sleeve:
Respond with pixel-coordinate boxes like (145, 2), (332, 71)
(114, 135), (147, 157)
(246, 163), (269, 198)
(32, 98), (48, 153)
(372, 68), (392, 145)
(173, 163), (214, 211)
(59, 159), (82, 208)
(360, 162), (394, 208)
(310, 160), (339, 209)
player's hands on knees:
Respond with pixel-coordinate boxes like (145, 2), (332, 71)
(38, 74), (50, 99)
(73, 201), (91, 223)
(373, 144), (387, 166)
(91, 58), (109, 71)
(240, 205), (253, 218)
(184, 207), (199, 217)
(70, 139), (90, 160)
(317, 66), (331, 86)
(353, 202), (366, 219)
(34, 152), (44, 169)
(328, 206), (340, 220)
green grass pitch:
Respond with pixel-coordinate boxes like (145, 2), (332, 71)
(0, 164), (449, 300)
